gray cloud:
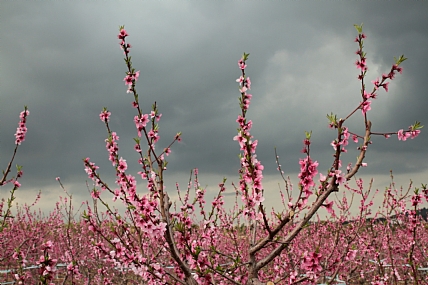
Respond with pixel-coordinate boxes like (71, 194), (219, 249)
(1, 1), (427, 212)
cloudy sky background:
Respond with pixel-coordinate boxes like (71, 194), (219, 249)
(1, 1), (427, 216)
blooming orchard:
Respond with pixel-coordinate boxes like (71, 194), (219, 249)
(1, 25), (427, 285)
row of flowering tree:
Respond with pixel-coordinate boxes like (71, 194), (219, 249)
(1, 24), (427, 285)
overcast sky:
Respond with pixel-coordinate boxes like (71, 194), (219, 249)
(1, 1), (427, 215)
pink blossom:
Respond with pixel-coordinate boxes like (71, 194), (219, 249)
(42, 240), (53, 250)
(123, 74), (133, 86)
(134, 114), (149, 137)
(393, 64), (403, 73)
(19, 109), (29, 119)
(397, 129), (410, 141)
(238, 59), (247, 70)
(164, 147), (171, 156)
(323, 199), (334, 215)
(301, 251), (322, 273)
(346, 250), (357, 261)
(372, 78), (380, 89)
(236, 76), (244, 83)
(246, 77), (251, 89)
(409, 129), (421, 139)
(382, 73), (389, 80)
(138, 171), (147, 180)
(319, 173), (326, 182)
(361, 100), (371, 115)
(117, 157), (127, 173)
(123, 71), (140, 87)
(99, 109), (111, 122)
(250, 139), (258, 153)
(14, 109), (29, 145)
(91, 190), (100, 199)
(335, 170), (345, 184)
(117, 29), (128, 40)
(355, 59), (366, 71)
(253, 193), (265, 205)
(233, 132), (247, 148)
(411, 193), (423, 206)
(331, 140), (339, 150)
(381, 82), (389, 92)
(298, 156), (319, 191)
(363, 90), (371, 99)
(148, 129), (159, 143)
(236, 115), (245, 126)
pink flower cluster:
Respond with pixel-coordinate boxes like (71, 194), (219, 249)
(36, 241), (57, 285)
(117, 28), (131, 54)
(83, 157), (99, 181)
(134, 114), (149, 137)
(369, 63), (403, 106)
(330, 126), (350, 153)
(355, 32), (408, 120)
(298, 139), (319, 207)
(238, 58), (247, 70)
(377, 63), (403, 82)
(99, 108), (111, 122)
(371, 78), (389, 92)
(124, 70), (140, 88)
(397, 126), (420, 141)
(234, 56), (265, 218)
(354, 33), (367, 73)
(14, 108), (29, 145)
(105, 132), (120, 165)
(118, 28), (140, 93)
(301, 251), (322, 277)
(298, 156), (318, 193)
(236, 76), (252, 111)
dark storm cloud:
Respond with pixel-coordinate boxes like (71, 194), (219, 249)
(1, 1), (427, 209)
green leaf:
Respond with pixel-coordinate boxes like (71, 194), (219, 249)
(326, 112), (337, 127)
(353, 23), (363, 34)
(411, 121), (423, 130)
(394, 54), (408, 65)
